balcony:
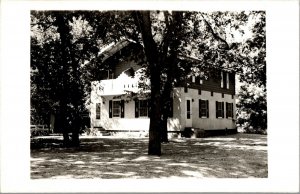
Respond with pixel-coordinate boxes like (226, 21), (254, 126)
(98, 78), (139, 96)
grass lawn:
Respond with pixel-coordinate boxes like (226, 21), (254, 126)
(31, 133), (267, 179)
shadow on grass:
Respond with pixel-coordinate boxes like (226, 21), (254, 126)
(31, 133), (268, 179)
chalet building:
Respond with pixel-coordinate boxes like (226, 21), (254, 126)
(90, 39), (237, 137)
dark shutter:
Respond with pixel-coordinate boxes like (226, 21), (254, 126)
(135, 100), (139, 118)
(223, 72), (226, 89)
(169, 98), (173, 118)
(206, 100), (209, 118)
(216, 101), (218, 118)
(225, 102), (228, 118)
(231, 103), (234, 118)
(121, 100), (125, 118)
(222, 102), (225, 118)
(199, 99), (201, 118)
(109, 100), (112, 118)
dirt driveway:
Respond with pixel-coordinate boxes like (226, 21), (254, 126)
(31, 133), (267, 179)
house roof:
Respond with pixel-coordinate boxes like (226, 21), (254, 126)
(98, 39), (137, 62)
(98, 38), (235, 72)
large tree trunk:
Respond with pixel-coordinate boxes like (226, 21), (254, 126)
(134, 11), (162, 156)
(54, 13), (72, 146)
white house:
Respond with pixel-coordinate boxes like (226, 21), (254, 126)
(90, 39), (237, 137)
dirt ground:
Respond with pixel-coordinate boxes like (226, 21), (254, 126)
(31, 133), (267, 179)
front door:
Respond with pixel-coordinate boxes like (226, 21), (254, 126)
(186, 98), (192, 127)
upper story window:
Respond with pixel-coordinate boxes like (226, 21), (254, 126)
(200, 71), (204, 84)
(221, 72), (224, 88)
(108, 70), (114, 79)
(221, 71), (230, 89)
(192, 76), (195, 83)
(226, 72), (229, 89)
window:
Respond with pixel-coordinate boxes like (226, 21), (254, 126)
(135, 100), (149, 117)
(108, 70), (114, 79)
(192, 76), (195, 83)
(199, 99), (209, 118)
(139, 100), (148, 117)
(200, 71), (204, 84)
(112, 101), (121, 117)
(226, 72), (229, 89)
(186, 100), (191, 119)
(184, 86), (188, 93)
(222, 93), (224, 98)
(211, 91), (213, 96)
(96, 103), (101, 119)
(221, 72), (224, 88)
(226, 102), (234, 118)
(216, 101), (224, 118)
(198, 89), (201, 95)
(109, 100), (124, 118)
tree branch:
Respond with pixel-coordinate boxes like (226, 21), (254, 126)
(200, 13), (229, 50)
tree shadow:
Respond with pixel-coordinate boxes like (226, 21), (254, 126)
(31, 133), (267, 179)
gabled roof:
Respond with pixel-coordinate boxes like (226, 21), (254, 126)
(98, 39), (137, 62)
(99, 39), (235, 72)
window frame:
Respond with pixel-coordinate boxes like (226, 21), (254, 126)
(112, 100), (121, 117)
(216, 101), (224, 118)
(96, 103), (101, 119)
(220, 71), (224, 88)
(138, 99), (148, 117)
(199, 99), (209, 118)
(226, 72), (230, 89)
(226, 102), (234, 118)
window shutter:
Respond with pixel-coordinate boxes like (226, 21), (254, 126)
(226, 102), (228, 118)
(169, 98), (173, 118)
(109, 100), (112, 118)
(121, 100), (125, 118)
(199, 99), (201, 118)
(135, 100), (139, 118)
(216, 101), (218, 118)
(223, 72), (226, 89)
(222, 102), (225, 118)
(206, 100), (209, 118)
(231, 103), (234, 118)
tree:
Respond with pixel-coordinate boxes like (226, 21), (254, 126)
(234, 11), (266, 133)
(31, 11), (110, 146)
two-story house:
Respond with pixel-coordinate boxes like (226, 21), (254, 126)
(90, 39), (237, 137)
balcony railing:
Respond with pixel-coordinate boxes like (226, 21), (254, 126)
(98, 78), (139, 95)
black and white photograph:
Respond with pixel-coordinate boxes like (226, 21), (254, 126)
(0, 0), (299, 193)
(30, 9), (268, 178)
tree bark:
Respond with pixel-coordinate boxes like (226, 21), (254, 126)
(134, 11), (161, 156)
(160, 12), (183, 143)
